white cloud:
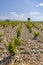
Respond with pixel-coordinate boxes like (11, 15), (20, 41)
(36, 3), (43, 7)
(9, 12), (16, 15)
(30, 12), (40, 15)
(0, 12), (27, 21)
(40, 3), (43, 6)
(0, 12), (43, 21)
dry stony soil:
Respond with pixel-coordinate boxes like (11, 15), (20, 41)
(0, 22), (43, 65)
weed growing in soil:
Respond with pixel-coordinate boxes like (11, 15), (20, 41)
(16, 23), (22, 38)
(0, 32), (2, 37)
(41, 28), (43, 31)
(7, 38), (17, 55)
(15, 37), (21, 46)
(34, 32), (39, 39)
(25, 22), (32, 33)
(32, 23), (40, 30)
(7, 37), (21, 55)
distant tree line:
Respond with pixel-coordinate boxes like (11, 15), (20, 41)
(5, 18), (31, 22)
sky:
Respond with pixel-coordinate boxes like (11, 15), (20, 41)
(0, 0), (43, 21)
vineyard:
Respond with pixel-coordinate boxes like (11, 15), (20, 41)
(0, 21), (43, 65)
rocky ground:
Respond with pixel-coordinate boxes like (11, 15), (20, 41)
(0, 23), (20, 60)
(0, 22), (43, 65)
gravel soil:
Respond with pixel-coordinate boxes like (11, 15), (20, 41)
(0, 23), (43, 65)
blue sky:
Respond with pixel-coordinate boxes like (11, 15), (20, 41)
(0, 0), (43, 21)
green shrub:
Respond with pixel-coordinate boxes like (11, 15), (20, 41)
(34, 32), (39, 38)
(7, 38), (17, 55)
(0, 32), (2, 37)
(7, 37), (21, 55)
(28, 24), (32, 29)
(41, 28), (43, 31)
(16, 25), (22, 38)
(0, 38), (2, 42)
(26, 23), (32, 33)
(16, 28), (21, 38)
(8, 42), (17, 55)
(35, 26), (39, 30)
(32, 24), (39, 30)
(15, 38), (21, 46)
(29, 29), (32, 33)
